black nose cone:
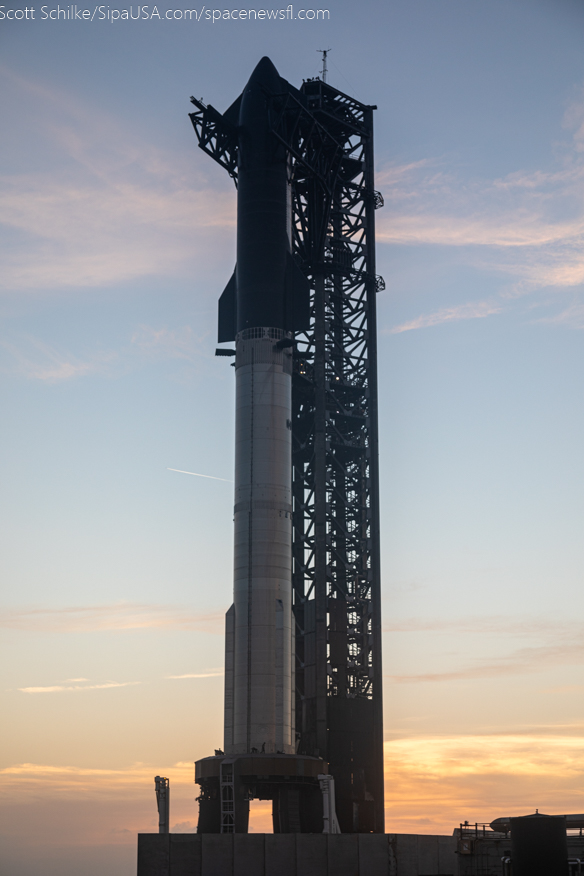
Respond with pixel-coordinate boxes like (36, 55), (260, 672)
(248, 56), (281, 90)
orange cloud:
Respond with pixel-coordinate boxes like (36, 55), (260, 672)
(4, 734), (584, 847)
(0, 761), (195, 799)
(384, 734), (584, 834)
(0, 760), (199, 858)
(18, 681), (141, 694)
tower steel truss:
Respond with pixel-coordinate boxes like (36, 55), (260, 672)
(189, 74), (384, 835)
(287, 79), (385, 834)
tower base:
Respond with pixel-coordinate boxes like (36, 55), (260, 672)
(195, 753), (327, 834)
(137, 832), (459, 876)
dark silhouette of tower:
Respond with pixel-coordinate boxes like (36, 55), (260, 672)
(190, 57), (385, 834)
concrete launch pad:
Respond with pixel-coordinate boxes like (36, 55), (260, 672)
(137, 832), (458, 876)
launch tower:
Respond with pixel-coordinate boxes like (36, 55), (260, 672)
(189, 57), (384, 835)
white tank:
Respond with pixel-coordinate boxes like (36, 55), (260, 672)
(223, 327), (295, 755)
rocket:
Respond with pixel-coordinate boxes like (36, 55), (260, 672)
(217, 57), (310, 756)
(217, 56), (309, 341)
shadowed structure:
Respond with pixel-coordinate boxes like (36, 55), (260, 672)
(189, 56), (384, 834)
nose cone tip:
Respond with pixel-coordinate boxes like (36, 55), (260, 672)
(249, 56), (281, 88)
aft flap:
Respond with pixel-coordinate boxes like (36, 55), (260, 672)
(218, 269), (237, 343)
(284, 252), (311, 333)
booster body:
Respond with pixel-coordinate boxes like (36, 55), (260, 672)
(221, 57), (308, 756)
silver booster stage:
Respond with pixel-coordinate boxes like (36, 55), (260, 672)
(225, 328), (295, 755)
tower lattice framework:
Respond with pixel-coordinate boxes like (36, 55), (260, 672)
(286, 79), (385, 834)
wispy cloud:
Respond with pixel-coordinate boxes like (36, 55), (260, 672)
(385, 615), (584, 683)
(0, 67), (235, 291)
(1, 323), (213, 383)
(535, 301), (584, 329)
(0, 335), (118, 382)
(378, 211), (584, 249)
(0, 602), (224, 634)
(166, 671), (224, 679)
(0, 761), (198, 849)
(389, 300), (503, 333)
(18, 680), (141, 694)
(377, 145), (584, 253)
(387, 647), (584, 684)
(379, 91), (584, 332)
(131, 325), (209, 364)
(383, 615), (580, 636)
(5, 65), (584, 339)
(0, 760), (195, 797)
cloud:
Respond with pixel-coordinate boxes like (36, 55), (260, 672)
(376, 148), (584, 253)
(387, 641), (584, 684)
(386, 733), (584, 778)
(563, 85), (584, 154)
(377, 97), (584, 332)
(166, 671), (223, 679)
(0, 760), (199, 855)
(1, 323), (214, 383)
(389, 300), (503, 333)
(4, 736), (584, 841)
(18, 681), (141, 694)
(535, 301), (584, 329)
(384, 733), (584, 833)
(170, 821), (197, 833)
(0, 602), (224, 634)
(383, 615), (580, 636)
(0, 760), (196, 800)
(377, 212), (584, 249)
(0, 168), (234, 292)
(384, 615), (584, 683)
(0, 335), (119, 382)
(0, 67), (235, 292)
(131, 325), (210, 364)
(545, 684), (584, 694)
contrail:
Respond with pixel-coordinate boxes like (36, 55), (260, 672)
(167, 468), (233, 483)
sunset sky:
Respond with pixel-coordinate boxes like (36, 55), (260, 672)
(3, 0), (584, 873)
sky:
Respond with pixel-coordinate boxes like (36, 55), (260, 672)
(2, 0), (584, 872)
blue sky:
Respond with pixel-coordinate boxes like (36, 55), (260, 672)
(2, 0), (584, 872)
